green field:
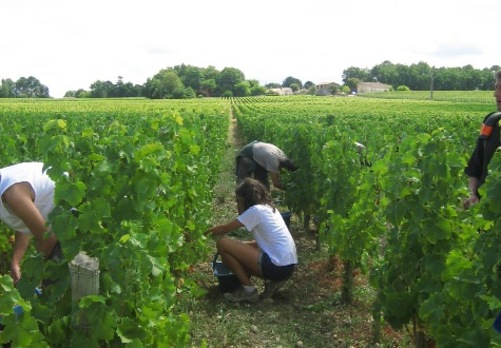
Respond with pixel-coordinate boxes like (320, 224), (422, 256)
(1, 92), (500, 347)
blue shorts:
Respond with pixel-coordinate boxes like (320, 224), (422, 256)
(258, 252), (295, 281)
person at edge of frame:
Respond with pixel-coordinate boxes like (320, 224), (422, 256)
(463, 70), (501, 209)
(0, 161), (62, 285)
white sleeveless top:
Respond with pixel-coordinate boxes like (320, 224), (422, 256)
(237, 204), (297, 266)
(0, 162), (55, 235)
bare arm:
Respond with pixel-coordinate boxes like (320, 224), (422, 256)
(463, 176), (481, 209)
(269, 172), (284, 190)
(10, 231), (31, 284)
(206, 219), (244, 237)
(2, 182), (57, 259)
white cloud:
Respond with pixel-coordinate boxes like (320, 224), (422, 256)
(1, 0), (498, 97)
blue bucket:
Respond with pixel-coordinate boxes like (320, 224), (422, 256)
(281, 211), (291, 228)
(212, 253), (241, 293)
(494, 311), (501, 333)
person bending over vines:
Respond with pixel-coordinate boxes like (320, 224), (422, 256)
(0, 162), (61, 284)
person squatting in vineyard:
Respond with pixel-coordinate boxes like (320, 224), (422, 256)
(206, 178), (298, 302)
(236, 140), (297, 190)
(463, 70), (501, 209)
(0, 162), (61, 284)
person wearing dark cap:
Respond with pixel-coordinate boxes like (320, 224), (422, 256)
(236, 140), (297, 190)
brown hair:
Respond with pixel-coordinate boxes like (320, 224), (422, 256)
(235, 178), (275, 213)
(496, 70), (501, 81)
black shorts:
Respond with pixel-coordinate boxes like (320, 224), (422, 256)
(258, 252), (295, 281)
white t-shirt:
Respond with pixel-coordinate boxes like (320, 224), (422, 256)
(237, 204), (297, 266)
(252, 142), (287, 173)
(0, 162), (55, 235)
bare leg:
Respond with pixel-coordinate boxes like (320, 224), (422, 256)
(216, 237), (262, 285)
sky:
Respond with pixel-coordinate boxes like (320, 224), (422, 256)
(1, 0), (498, 98)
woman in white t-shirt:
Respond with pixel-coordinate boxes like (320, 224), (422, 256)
(0, 162), (58, 284)
(207, 178), (298, 303)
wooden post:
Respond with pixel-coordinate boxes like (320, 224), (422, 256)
(69, 252), (99, 330)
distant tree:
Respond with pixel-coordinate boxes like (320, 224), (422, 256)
(68, 77), (142, 98)
(172, 64), (203, 92)
(265, 82), (281, 88)
(478, 67), (501, 90)
(221, 90), (233, 97)
(250, 84), (266, 96)
(307, 85), (317, 95)
(183, 86), (196, 98)
(247, 79), (260, 89)
(329, 85), (339, 95)
(63, 90), (76, 98)
(14, 76), (50, 98)
(290, 82), (300, 92)
(341, 85), (351, 94)
(74, 89), (90, 98)
(63, 89), (89, 98)
(0, 78), (16, 97)
(144, 70), (184, 99)
(199, 79), (217, 97)
(407, 62), (432, 90)
(397, 85), (410, 91)
(370, 61), (400, 86)
(123, 82), (143, 97)
(89, 80), (114, 98)
(110, 76), (125, 97)
(202, 66), (221, 84)
(282, 76), (302, 89)
(248, 79), (266, 95)
(216, 67), (245, 96)
(170, 86), (196, 99)
(233, 81), (251, 97)
(304, 81), (314, 89)
(342, 67), (370, 84)
(345, 78), (360, 93)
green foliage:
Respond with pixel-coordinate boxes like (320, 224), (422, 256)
(2, 92), (501, 345)
(341, 85), (351, 94)
(0, 76), (50, 98)
(372, 129), (466, 336)
(232, 93), (499, 345)
(0, 275), (49, 347)
(0, 98), (229, 346)
(396, 85), (410, 91)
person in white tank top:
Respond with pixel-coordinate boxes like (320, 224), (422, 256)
(206, 178), (298, 303)
(0, 162), (58, 284)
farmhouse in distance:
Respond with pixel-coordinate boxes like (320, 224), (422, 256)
(357, 81), (391, 93)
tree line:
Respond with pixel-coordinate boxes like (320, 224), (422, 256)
(0, 76), (50, 98)
(1, 61), (499, 99)
(343, 61), (501, 92)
